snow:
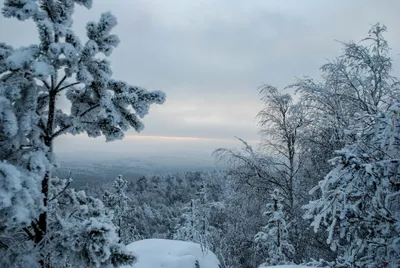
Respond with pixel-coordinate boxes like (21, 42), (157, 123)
(259, 266), (309, 268)
(6, 46), (38, 70)
(2, 0), (37, 21)
(122, 239), (220, 268)
(0, 160), (44, 230)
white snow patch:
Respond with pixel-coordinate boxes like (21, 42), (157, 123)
(122, 239), (220, 268)
(258, 265), (310, 268)
(32, 61), (54, 78)
(6, 46), (37, 70)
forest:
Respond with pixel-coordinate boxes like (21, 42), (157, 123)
(0, 0), (399, 268)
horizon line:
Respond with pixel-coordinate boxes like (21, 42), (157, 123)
(61, 133), (260, 143)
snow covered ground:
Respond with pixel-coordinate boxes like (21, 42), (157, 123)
(122, 239), (220, 268)
(259, 266), (310, 268)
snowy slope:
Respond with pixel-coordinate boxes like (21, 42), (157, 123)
(258, 265), (310, 268)
(122, 239), (220, 268)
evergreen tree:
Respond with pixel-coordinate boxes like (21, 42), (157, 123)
(196, 181), (211, 253)
(174, 181), (211, 254)
(254, 189), (294, 266)
(46, 176), (134, 267)
(303, 104), (400, 267)
(174, 199), (197, 241)
(103, 175), (137, 244)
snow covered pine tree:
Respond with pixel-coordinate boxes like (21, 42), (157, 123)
(303, 105), (400, 267)
(103, 175), (135, 244)
(254, 189), (294, 266)
(47, 177), (134, 267)
(195, 180), (212, 254)
(0, 0), (165, 267)
(174, 181), (212, 254)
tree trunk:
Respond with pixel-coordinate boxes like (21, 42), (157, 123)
(34, 78), (57, 267)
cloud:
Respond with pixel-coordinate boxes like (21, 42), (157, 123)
(54, 134), (260, 161)
(125, 135), (216, 141)
(1, 0), (400, 157)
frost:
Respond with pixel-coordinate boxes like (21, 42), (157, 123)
(62, 43), (78, 62)
(75, 0), (93, 9)
(173, 181), (211, 254)
(86, 12), (120, 56)
(0, 97), (18, 138)
(0, 161), (43, 230)
(255, 189), (294, 266)
(2, 0), (38, 21)
(5, 45), (38, 70)
(48, 179), (135, 267)
(76, 65), (94, 85)
(102, 175), (136, 244)
(32, 61), (54, 78)
(303, 103), (400, 266)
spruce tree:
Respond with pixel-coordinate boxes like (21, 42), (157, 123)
(103, 175), (136, 244)
(254, 189), (294, 266)
(174, 181), (211, 254)
(304, 104), (400, 267)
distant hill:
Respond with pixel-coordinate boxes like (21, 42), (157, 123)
(55, 151), (224, 188)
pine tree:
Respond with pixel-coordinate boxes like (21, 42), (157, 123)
(303, 104), (400, 267)
(196, 181), (211, 253)
(0, 0), (165, 266)
(46, 176), (135, 267)
(254, 189), (294, 266)
(103, 175), (137, 244)
(174, 181), (211, 254)
(174, 199), (197, 241)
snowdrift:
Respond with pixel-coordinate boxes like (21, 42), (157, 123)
(122, 239), (220, 268)
(258, 265), (310, 268)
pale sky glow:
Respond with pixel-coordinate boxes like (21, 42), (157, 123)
(1, 0), (399, 159)
(54, 134), (258, 159)
(125, 135), (222, 141)
(124, 134), (260, 144)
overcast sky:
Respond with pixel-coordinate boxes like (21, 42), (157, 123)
(1, 0), (400, 159)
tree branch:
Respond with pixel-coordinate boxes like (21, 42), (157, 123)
(80, 104), (100, 117)
(56, 81), (81, 93)
(41, 79), (51, 90)
(48, 174), (72, 203)
(54, 75), (67, 92)
(51, 125), (72, 139)
(51, 104), (100, 139)
(23, 227), (35, 240)
(0, 239), (9, 249)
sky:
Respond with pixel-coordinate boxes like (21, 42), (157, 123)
(1, 0), (400, 159)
